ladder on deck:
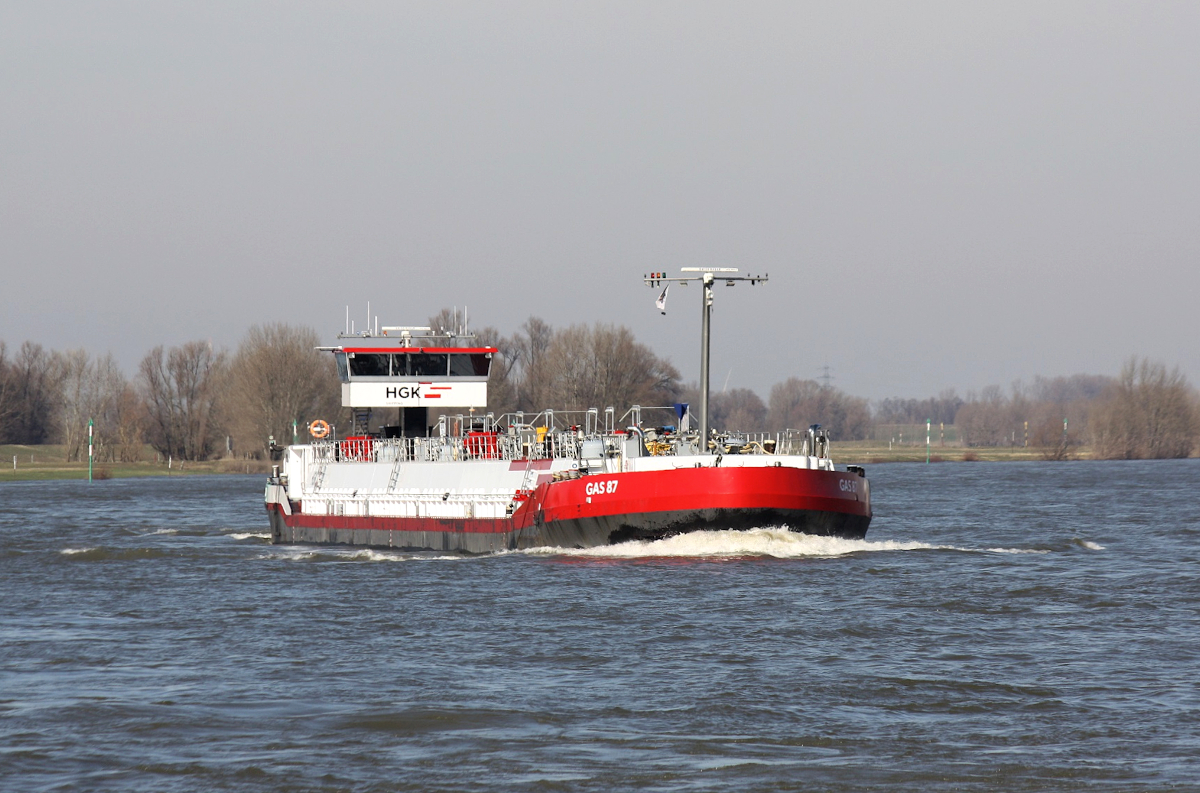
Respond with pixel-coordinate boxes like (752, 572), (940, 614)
(387, 453), (404, 493)
(311, 453), (331, 492)
(518, 459), (538, 497)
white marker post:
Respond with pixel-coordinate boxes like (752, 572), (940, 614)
(88, 418), (94, 483)
(926, 419), (931, 463)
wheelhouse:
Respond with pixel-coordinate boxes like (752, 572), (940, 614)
(328, 346), (496, 413)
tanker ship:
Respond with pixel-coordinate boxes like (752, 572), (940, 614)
(264, 270), (871, 551)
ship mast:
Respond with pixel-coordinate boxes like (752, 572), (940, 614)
(644, 268), (768, 451)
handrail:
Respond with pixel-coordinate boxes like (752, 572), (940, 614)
(306, 424), (829, 465)
(310, 434), (585, 465)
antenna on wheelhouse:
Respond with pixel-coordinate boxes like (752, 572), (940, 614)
(644, 267), (768, 451)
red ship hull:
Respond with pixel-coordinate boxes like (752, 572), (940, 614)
(267, 465), (871, 553)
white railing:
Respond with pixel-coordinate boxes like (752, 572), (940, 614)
(306, 416), (833, 465)
(308, 427), (831, 465)
(309, 433), (583, 465)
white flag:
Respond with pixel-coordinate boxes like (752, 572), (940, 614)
(655, 284), (669, 314)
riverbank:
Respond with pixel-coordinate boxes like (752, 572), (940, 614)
(834, 441), (1088, 464)
(1, 441), (1092, 482)
(0, 444), (272, 482)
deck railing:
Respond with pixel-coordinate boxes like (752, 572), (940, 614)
(309, 433), (585, 464)
(307, 425), (829, 465)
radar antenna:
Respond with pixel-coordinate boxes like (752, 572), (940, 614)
(643, 268), (768, 450)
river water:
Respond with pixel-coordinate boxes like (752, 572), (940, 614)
(2, 460), (1198, 792)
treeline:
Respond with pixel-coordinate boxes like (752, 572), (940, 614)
(0, 326), (340, 463)
(2, 313), (1195, 460)
(0, 312), (876, 460)
(875, 363), (1199, 459)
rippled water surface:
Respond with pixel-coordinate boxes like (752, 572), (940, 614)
(2, 461), (1199, 792)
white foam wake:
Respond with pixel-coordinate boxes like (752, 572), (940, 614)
(524, 528), (1043, 559)
(249, 529), (1046, 562)
(228, 532), (271, 541)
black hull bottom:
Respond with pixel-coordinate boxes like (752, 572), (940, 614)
(269, 507), (870, 554)
(556, 507), (869, 547)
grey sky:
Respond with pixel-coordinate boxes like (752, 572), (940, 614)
(2, 2), (1197, 400)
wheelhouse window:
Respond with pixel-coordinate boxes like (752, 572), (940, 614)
(348, 353), (389, 376)
(409, 353), (449, 376)
(343, 351), (488, 378)
(449, 353), (491, 377)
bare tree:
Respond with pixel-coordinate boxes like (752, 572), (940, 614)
(1022, 374), (1112, 456)
(508, 316), (554, 410)
(473, 325), (519, 415)
(955, 385), (1015, 447)
(766, 378), (871, 439)
(59, 349), (91, 460)
(139, 341), (228, 461)
(719, 387), (768, 431)
(427, 307), (480, 340)
(59, 351), (126, 461)
(2, 342), (64, 444)
(426, 309), (519, 416)
(538, 323), (680, 414)
(679, 384), (768, 431)
(110, 383), (147, 462)
(875, 389), (963, 426)
(1030, 374), (1112, 404)
(1091, 357), (1197, 459)
(0, 342), (15, 441)
(225, 324), (341, 456)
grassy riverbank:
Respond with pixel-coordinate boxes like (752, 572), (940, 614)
(0, 444), (272, 482)
(834, 441), (1087, 464)
(1, 441), (1090, 482)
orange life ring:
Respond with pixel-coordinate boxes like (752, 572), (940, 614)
(309, 419), (330, 439)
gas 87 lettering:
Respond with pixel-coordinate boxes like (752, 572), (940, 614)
(584, 479), (619, 496)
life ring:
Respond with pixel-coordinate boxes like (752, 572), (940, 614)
(309, 419), (330, 439)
